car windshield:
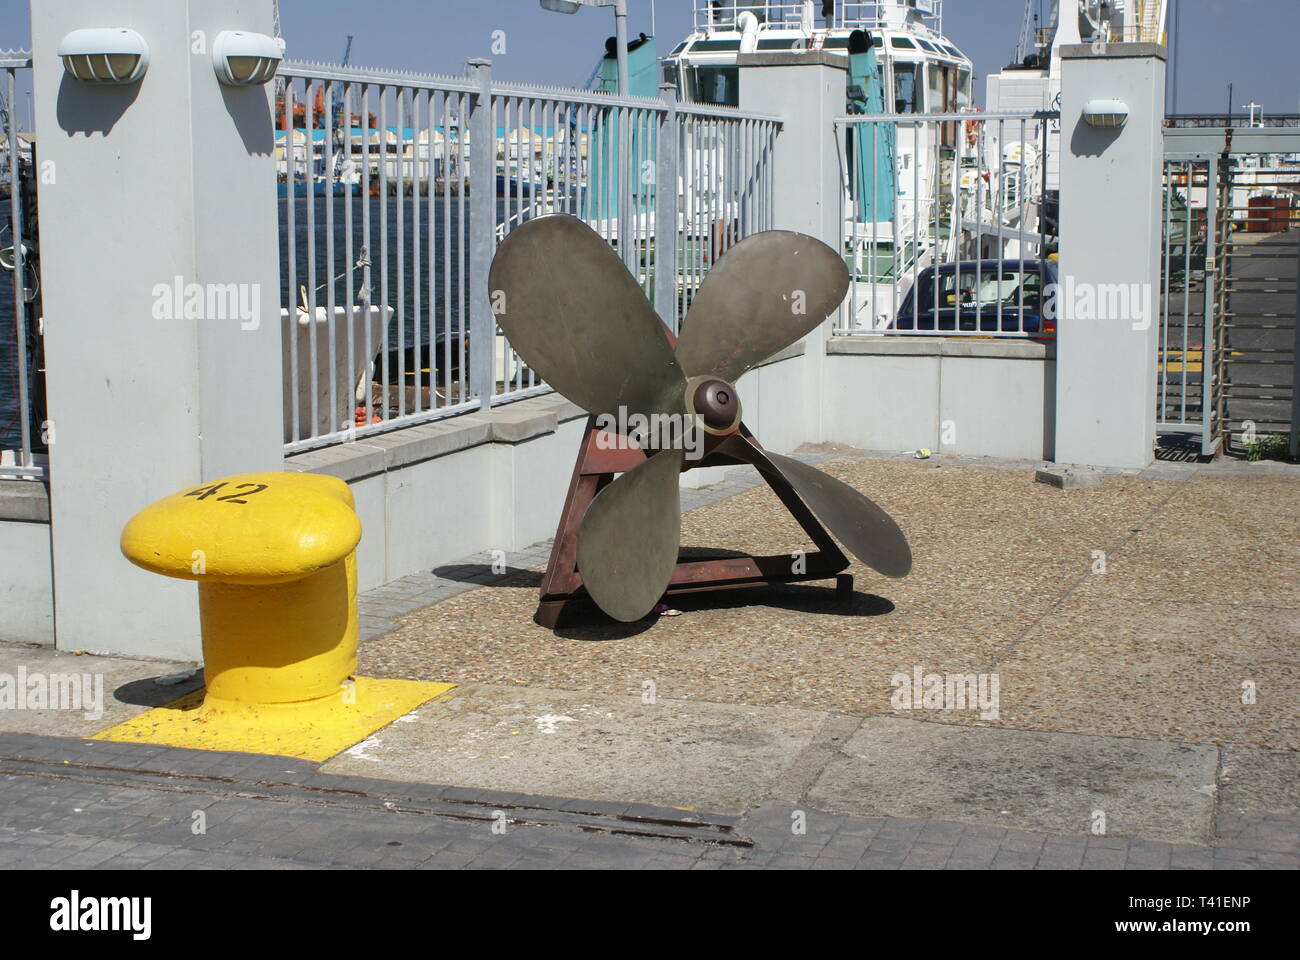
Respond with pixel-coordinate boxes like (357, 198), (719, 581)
(917, 268), (1042, 312)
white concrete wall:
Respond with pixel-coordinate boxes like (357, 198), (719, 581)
(489, 418), (589, 553)
(32, 0), (284, 660)
(0, 517), (55, 646)
(827, 351), (941, 453)
(823, 340), (1056, 461)
(738, 348), (812, 455)
(1055, 44), (1166, 468)
(386, 444), (496, 581)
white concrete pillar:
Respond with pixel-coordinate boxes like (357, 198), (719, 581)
(738, 52), (847, 447)
(31, 0), (283, 659)
(1055, 43), (1166, 469)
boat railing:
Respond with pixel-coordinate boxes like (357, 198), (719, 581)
(693, 1), (944, 33)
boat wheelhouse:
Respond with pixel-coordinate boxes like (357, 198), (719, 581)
(664, 3), (1010, 329)
(665, 2), (973, 115)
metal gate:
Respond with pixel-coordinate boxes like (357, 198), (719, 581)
(1160, 127), (1300, 457)
(1157, 153), (1220, 455)
(1216, 154), (1299, 456)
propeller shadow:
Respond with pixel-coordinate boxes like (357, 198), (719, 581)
(550, 546), (895, 641)
(666, 582), (896, 618)
(430, 563), (544, 589)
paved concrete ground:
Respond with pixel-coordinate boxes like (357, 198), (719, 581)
(1, 732), (1294, 869)
(0, 636), (1294, 867)
(320, 683), (1251, 845)
(0, 645), (203, 737)
(0, 450), (1294, 869)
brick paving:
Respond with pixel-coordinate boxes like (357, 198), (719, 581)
(0, 733), (1293, 870)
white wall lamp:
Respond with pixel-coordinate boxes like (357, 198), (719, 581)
(212, 31), (283, 87)
(1082, 99), (1130, 128)
(58, 28), (150, 84)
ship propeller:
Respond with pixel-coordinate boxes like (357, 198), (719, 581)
(489, 214), (911, 621)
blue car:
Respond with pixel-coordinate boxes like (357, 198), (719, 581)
(894, 259), (1059, 338)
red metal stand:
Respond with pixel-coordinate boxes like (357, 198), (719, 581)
(534, 416), (852, 628)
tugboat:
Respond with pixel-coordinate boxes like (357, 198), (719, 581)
(665, 1), (974, 114)
(666, 2), (988, 328)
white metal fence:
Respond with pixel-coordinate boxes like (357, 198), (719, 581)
(278, 59), (780, 453)
(833, 111), (1057, 337)
(0, 53), (40, 480)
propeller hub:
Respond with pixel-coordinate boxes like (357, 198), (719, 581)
(692, 379), (738, 431)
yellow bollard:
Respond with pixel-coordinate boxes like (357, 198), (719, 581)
(96, 472), (454, 761)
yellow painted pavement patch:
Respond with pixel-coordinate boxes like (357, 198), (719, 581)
(93, 677), (456, 762)
(1162, 348), (1247, 374)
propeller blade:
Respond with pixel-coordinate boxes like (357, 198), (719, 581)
(721, 438), (912, 578)
(488, 214), (685, 417)
(675, 231), (850, 382)
(576, 448), (685, 622)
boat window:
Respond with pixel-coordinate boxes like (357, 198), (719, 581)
(691, 39), (743, 52)
(689, 66), (739, 107)
(824, 37), (850, 49)
(662, 62), (680, 91)
(916, 39), (937, 52)
(757, 38), (799, 50)
(928, 62), (953, 113)
(893, 62), (922, 114)
(944, 46), (962, 58)
(891, 37), (916, 49)
(672, 42), (688, 55)
(957, 69), (972, 109)
(874, 35), (884, 46)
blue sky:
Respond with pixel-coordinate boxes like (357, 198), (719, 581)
(2, 1), (1298, 121)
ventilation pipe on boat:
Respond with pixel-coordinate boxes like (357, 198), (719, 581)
(737, 11), (760, 54)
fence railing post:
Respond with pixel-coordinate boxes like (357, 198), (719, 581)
(655, 84), (679, 333)
(468, 58), (495, 411)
